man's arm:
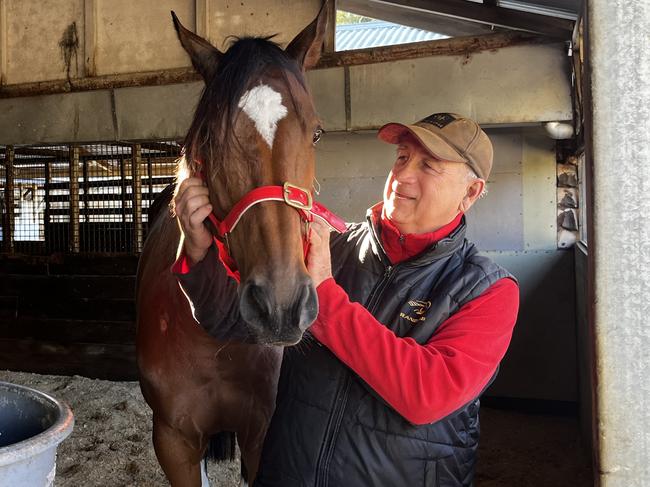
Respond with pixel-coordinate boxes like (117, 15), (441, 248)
(309, 277), (519, 425)
(172, 242), (241, 336)
(171, 176), (241, 337)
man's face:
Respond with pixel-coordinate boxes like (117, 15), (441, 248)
(383, 133), (473, 234)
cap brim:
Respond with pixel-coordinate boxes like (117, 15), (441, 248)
(377, 123), (467, 164)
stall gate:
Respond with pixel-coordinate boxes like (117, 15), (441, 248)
(0, 142), (180, 255)
(0, 141), (181, 380)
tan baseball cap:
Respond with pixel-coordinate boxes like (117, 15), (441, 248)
(378, 113), (493, 180)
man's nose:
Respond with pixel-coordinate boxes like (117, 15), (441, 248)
(394, 159), (417, 182)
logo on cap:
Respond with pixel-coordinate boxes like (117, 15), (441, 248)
(420, 113), (457, 129)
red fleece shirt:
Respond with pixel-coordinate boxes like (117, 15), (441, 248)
(308, 209), (519, 425)
(173, 210), (519, 425)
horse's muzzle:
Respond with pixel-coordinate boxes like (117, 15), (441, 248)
(239, 276), (318, 345)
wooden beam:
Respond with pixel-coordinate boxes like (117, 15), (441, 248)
(69, 146), (80, 253)
(324, 0), (337, 53)
(0, 30), (551, 98)
(2, 146), (14, 253)
(371, 0), (574, 38)
(318, 30), (550, 68)
(139, 141), (181, 154)
(132, 144), (143, 253)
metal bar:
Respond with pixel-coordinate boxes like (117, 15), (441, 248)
(2, 145), (14, 253)
(69, 146), (80, 253)
(590, 0), (650, 482)
(132, 144), (143, 253)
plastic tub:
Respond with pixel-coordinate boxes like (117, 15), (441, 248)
(0, 381), (74, 486)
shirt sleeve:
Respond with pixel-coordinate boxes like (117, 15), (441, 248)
(171, 243), (241, 338)
(309, 277), (519, 425)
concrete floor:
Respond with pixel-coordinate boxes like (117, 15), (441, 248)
(477, 407), (593, 487)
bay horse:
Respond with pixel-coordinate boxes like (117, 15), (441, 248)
(136, 3), (332, 486)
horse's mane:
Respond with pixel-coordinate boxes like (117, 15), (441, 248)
(182, 36), (307, 177)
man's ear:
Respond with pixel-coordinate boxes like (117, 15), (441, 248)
(285, 0), (331, 70)
(459, 178), (485, 213)
(171, 11), (222, 82)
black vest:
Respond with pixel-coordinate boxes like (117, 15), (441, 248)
(254, 213), (513, 487)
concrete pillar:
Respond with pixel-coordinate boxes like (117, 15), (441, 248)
(589, 1), (650, 486)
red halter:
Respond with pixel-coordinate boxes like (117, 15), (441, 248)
(198, 172), (347, 271)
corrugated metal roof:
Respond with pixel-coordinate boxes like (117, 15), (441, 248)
(336, 21), (448, 51)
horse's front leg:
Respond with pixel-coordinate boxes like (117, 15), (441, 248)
(152, 415), (207, 487)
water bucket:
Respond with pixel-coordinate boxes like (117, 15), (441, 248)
(0, 381), (74, 486)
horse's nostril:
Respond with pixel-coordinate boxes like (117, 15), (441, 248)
(240, 281), (273, 325)
(296, 282), (318, 331)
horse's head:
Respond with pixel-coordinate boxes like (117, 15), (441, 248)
(172, 3), (330, 345)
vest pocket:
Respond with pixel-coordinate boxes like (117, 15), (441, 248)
(424, 460), (438, 486)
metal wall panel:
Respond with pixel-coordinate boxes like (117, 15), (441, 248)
(348, 43), (572, 128)
(5, 0), (84, 84)
(93, 0), (194, 76)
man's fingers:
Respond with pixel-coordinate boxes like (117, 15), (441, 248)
(174, 178), (207, 211)
(182, 193), (210, 218)
(188, 204), (213, 229)
(311, 219), (331, 241)
(176, 177), (205, 194)
(175, 183), (209, 209)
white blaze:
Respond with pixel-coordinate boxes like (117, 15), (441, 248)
(238, 84), (288, 149)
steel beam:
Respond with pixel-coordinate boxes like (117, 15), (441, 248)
(590, 0), (650, 485)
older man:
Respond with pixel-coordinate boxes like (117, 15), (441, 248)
(174, 113), (519, 486)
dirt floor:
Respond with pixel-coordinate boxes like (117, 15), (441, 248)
(0, 370), (592, 486)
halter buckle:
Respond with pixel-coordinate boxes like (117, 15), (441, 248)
(283, 182), (313, 211)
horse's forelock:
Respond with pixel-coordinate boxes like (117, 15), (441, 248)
(183, 36), (308, 173)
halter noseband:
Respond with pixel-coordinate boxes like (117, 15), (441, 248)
(197, 170), (347, 267)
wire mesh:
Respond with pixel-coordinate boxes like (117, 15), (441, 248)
(1, 141), (181, 255)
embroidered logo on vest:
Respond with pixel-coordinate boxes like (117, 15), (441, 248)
(400, 299), (431, 324)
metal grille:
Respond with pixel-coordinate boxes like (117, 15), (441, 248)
(1, 142), (181, 255)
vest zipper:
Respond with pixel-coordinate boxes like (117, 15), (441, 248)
(314, 263), (397, 487)
(315, 376), (351, 487)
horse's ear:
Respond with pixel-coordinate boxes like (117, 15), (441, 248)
(171, 11), (222, 82)
(285, 0), (331, 70)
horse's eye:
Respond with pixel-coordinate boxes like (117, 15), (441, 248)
(313, 128), (323, 145)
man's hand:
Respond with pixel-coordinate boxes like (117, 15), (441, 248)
(307, 219), (333, 288)
(174, 177), (213, 265)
